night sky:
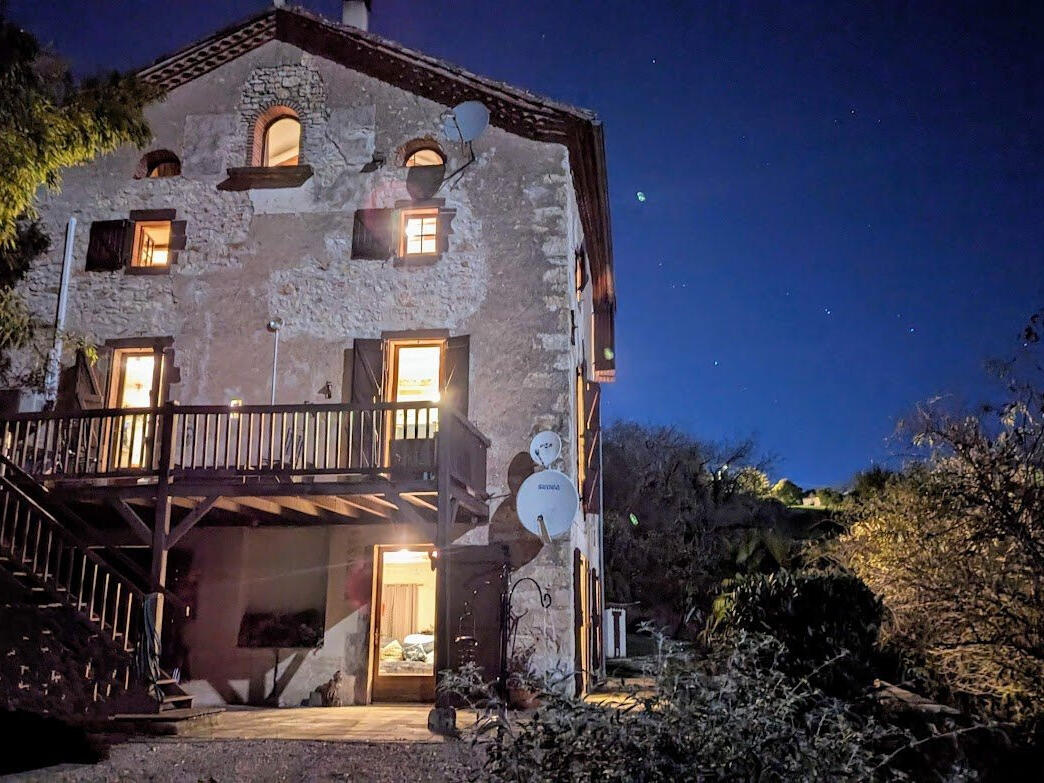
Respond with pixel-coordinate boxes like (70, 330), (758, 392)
(10, 1), (1044, 487)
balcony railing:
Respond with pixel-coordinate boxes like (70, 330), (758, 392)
(0, 402), (488, 497)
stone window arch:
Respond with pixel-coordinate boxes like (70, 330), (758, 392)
(248, 104), (303, 167)
(133, 149), (181, 179)
(398, 138), (445, 168)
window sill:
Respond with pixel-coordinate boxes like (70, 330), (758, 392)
(217, 165), (314, 191)
(393, 253), (441, 269)
(125, 266), (171, 276)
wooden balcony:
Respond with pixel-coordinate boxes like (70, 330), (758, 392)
(0, 402), (490, 524)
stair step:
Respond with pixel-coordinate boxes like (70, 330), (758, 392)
(159, 697), (193, 709)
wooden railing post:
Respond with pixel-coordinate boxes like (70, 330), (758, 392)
(150, 402), (175, 643)
(433, 404), (454, 709)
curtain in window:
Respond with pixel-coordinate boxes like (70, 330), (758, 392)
(381, 583), (418, 644)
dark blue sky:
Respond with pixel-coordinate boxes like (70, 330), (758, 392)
(12, 1), (1044, 487)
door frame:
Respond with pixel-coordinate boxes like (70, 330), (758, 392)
(368, 543), (437, 702)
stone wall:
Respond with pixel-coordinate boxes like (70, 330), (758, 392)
(14, 39), (601, 695)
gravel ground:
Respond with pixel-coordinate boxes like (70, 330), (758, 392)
(7, 739), (481, 783)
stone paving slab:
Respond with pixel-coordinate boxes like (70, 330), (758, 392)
(171, 704), (473, 742)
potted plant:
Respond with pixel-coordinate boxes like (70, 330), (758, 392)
(506, 644), (541, 710)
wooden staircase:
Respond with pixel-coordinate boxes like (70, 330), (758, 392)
(0, 464), (193, 713)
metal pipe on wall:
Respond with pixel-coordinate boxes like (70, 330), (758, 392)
(43, 217), (77, 407)
(267, 318), (283, 404)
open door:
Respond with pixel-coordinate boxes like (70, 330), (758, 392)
(371, 545), (437, 701)
(107, 347), (162, 470)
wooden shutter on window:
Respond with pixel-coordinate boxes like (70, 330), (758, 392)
(350, 338), (384, 403)
(442, 335), (470, 416)
(169, 220), (187, 250)
(351, 208), (397, 259)
(85, 220), (132, 271)
(582, 379), (601, 513)
(436, 207), (457, 255)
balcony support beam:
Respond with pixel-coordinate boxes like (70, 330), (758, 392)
(168, 494), (220, 548)
(110, 499), (152, 545)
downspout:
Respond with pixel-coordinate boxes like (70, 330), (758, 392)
(43, 217), (77, 408)
(597, 430), (607, 682)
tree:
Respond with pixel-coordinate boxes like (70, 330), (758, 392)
(848, 466), (896, 500)
(0, 14), (155, 371)
(602, 422), (788, 629)
(735, 467), (772, 498)
(834, 330), (1044, 721)
(0, 15), (157, 247)
(771, 478), (803, 506)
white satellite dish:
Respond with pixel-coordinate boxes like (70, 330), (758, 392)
(516, 469), (578, 543)
(529, 431), (562, 468)
(442, 101), (490, 144)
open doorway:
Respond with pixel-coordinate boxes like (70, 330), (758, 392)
(107, 347), (161, 469)
(371, 545), (436, 701)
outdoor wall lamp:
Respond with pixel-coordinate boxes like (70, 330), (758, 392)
(267, 318), (283, 405)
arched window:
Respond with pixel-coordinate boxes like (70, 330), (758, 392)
(261, 114), (301, 167)
(134, 149), (181, 179)
(405, 147), (444, 167)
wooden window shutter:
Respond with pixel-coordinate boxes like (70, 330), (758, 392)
(169, 220), (188, 251)
(442, 335), (470, 416)
(436, 207), (457, 255)
(582, 379), (601, 513)
(592, 307), (615, 381)
(85, 219), (132, 271)
(351, 208), (397, 259)
(350, 338), (384, 403)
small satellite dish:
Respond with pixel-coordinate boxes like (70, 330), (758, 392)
(529, 431), (562, 468)
(516, 469), (579, 543)
(442, 101), (490, 144)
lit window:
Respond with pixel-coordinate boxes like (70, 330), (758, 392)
(132, 221), (171, 267)
(392, 343), (441, 438)
(405, 148), (444, 167)
(401, 210), (438, 256)
(263, 116), (301, 167)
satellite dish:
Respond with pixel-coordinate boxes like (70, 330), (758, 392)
(529, 431), (562, 468)
(442, 101), (490, 144)
(516, 469), (579, 543)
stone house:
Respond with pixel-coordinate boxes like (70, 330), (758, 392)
(0, 2), (615, 711)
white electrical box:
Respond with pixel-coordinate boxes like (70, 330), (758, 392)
(604, 606), (627, 660)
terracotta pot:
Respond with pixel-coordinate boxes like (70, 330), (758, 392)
(508, 685), (540, 710)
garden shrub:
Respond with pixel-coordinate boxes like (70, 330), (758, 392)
(461, 633), (926, 782)
(714, 568), (883, 693)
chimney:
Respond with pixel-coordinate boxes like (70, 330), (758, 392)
(342, 1), (369, 30)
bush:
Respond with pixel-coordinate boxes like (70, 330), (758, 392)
(465, 632), (917, 782)
(714, 569), (883, 693)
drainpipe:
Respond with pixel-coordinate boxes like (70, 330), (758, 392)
(597, 431), (607, 681)
(43, 217), (77, 408)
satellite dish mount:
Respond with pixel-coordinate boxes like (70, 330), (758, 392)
(438, 101), (490, 191)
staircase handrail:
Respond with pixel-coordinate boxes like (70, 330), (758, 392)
(0, 457), (188, 614)
(0, 453), (189, 612)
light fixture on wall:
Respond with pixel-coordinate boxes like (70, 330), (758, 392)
(267, 318), (283, 405)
